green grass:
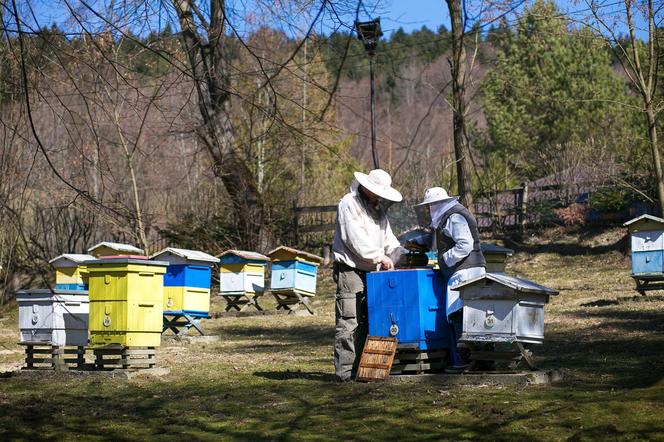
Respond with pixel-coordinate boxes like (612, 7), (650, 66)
(1, 227), (663, 441)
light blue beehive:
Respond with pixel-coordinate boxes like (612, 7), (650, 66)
(267, 246), (323, 297)
(624, 214), (664, 276)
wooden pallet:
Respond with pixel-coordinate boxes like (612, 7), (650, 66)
(356, 336), (398, 382)
(391, 346), (448, 375)
(220, 294), (264, 312)
(92, 346), (157, 370)
(19, 342), (86, 371)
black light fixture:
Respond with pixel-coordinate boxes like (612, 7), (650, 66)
(355, 18), (382, 169)
(355, 18), (383, 56)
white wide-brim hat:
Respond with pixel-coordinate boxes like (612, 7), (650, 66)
(354, 169), (403, 202)
(415, 186), (458, 206)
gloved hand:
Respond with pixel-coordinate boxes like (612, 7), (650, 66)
(379, 256), (395, 271)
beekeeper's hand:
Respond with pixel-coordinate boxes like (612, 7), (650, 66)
(379, 256), (394, 271)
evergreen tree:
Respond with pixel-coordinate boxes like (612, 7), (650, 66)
(481, 0), (641, 177)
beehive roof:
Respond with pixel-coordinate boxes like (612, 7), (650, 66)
(623, 214), (664, 230)
(451, 273), (559, 295)
(480, 243), (514, 256)
(49, 254), (97, 266)
(267, 246), (323, 264)
(217, 249), (269, 261)
(150, 247), (219, 263)
(87, 242), (144, 254)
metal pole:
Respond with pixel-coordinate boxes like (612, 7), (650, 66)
(369, 54), (379, 169)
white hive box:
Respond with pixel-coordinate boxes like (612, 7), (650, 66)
(16, 289), (89, 346)
(218, 250), (269, 296)
(453, 273), (558, 344)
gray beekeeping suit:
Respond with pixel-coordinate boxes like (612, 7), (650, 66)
(332, 169), (404, 382)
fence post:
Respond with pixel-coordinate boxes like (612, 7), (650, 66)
(293, 204), (300, 246)
(519, 183), (529, 232)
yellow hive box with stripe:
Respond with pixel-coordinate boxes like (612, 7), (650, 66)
(85, 257), (167, 347)
(49, 254), (96, 291)
(150, 247), (219, 316)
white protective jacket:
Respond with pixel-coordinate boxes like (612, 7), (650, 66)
(332, 181), (403, 272)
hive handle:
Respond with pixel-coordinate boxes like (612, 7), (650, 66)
(138, 303), (154, 308)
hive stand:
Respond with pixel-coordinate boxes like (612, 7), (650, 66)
(92, 345), (156, 370)
(390, 343), (448, 375)
(272, 291), (313, 315)
(162, 311), (206, 336)
(467, 341), (536, 371)
(222, 293), (264, 312)
(19, 342), (86, 371)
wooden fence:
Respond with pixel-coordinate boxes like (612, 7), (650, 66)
(292, 182), (599, 246)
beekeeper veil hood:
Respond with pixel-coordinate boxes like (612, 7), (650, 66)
(417, 187), (459, 228)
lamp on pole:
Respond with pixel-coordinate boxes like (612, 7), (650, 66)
(355, 18), (382, 170)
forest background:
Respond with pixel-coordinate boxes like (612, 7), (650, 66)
(0, 0), (661, 300)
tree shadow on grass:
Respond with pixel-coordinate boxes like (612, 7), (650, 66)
(504, 233), (629, 257)
(538, 303), (664, 389)
(253, 370), (336, 382)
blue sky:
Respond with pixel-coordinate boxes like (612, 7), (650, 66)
(17, 0), (647, 40)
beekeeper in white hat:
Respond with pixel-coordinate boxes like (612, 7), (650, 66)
(332, 169), (405, 382)
(417, 187), (486, 372)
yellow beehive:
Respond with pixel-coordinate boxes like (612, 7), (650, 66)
(86, 258), (167, 347)
(49, 254), (97, 290)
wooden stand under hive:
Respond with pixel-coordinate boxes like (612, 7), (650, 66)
(267, 246), (323, 315)
(20, 342), (86, 370)
(390, 344), (448, 375)
(92, 345), (156, 370)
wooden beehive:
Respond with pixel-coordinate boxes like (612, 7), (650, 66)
(49, 254), (96, 291)
(267, 246), (323, 297)
(86, 258), (167, 347)
(150, 247), (219, 317)
(218, 250), (269, 296)
(16, 289), (89, 347)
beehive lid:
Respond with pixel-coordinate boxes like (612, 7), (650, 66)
(217, 250), (269, 263)
(87, 241), (144, 256)
(267, 246), (323, 264)
(623, 214), (664, 232)
(49, 254), (96, 267)
(84, 257), (168, 267)
(480, 243), (514, 256)
(451, 273), (559, 296)
(150, 247), (220, 264)
(16, 289), (89, 302)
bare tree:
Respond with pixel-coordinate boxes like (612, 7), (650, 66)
(587, 0), (664, 215)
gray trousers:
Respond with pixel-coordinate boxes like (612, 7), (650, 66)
(333, 262), (368, 381)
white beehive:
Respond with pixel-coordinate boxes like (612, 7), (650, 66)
(453, 273), (558, 344)
(16, 289), (89, 346)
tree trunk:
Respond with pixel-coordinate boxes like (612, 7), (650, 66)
(446, 0), (474, 211)
(646, 107), (664, 216)
(173, 0), (266, 249)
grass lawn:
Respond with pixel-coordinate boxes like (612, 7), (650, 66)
(1, 227), (663, 441)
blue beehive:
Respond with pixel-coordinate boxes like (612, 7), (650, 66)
(624, 215), (664, 276)
(150, 247), (219, 317)
(367, 268), (450, 350)
(267, 246), (323, 296)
